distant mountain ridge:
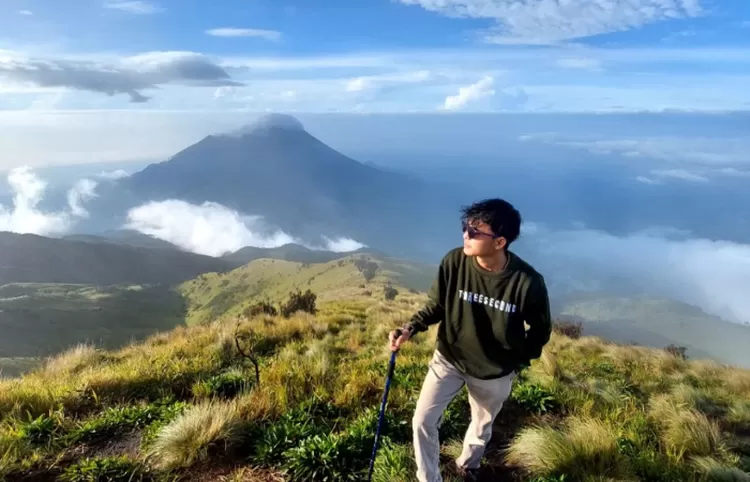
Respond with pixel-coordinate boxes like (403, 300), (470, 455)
(556, 292), (750, 369)
(92, 113), (461, 262)
(221, 242), (386, 265)
(0, 232), (232, 286)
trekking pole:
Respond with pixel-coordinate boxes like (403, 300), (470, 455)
(366, 329), (401, 482)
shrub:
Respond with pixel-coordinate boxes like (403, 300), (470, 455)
(281, 289), (317, 318)
(665, 344), (688, 360)
(553, 321), (583, 339)
(384, 285), (399, 301)
(354, 258), (379, 282)
(244, 301), (278, 318)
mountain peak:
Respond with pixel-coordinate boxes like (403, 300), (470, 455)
(228, 113), (306, 137)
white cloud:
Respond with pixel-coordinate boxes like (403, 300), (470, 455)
(399, 0), (704, 45)
(97, 169), (131, 180)
(104, 1), (163, 14)
(651, 168), (709, 182)
(716, 167), (750, 178)
(205, 28), (282, 41)
(344, 70), (432, 93)
(442, 75), (495, 110)
(322, 237), (366, 252)
(18, 10), (33, 16)
(636, 176), (661, 185)
(527, 224), (750, 324)
(557, 57), (602, 71)
(0, 167), (96, 235)
(67, 179), (99, 218)
(124, 200), (295, 256)
(124, 199), (367, 257)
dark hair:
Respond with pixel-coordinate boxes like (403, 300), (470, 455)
(460, 198), (522, 248)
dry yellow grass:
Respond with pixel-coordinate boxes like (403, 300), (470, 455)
(0, 284), (748, 481)
(146, 399), (246, 470)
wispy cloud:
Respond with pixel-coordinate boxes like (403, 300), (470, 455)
(104, 1), (164, 14)
(636, 176), (662, 185)
(442, 75), (495, 110)
(0, 167), (97, 235)
(519, 133), (750, 166)
(557, 57), (602, 71)
(205, 28), (282, 41)
(344, 70), (432, 93)
(527, 223), (750, 324)
(0, 51), (242, 102)
(651, 169), (709, 183)
(18, 10), (33, 16)
(398, 0), (704, 45)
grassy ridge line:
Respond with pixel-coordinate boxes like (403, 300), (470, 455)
(177, 254), (433, 326)
(1, 291), (749, 481)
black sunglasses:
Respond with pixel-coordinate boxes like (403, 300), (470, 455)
(462, 221), (501, 239)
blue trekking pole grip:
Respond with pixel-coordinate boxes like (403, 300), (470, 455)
(366, 328), (402, 482)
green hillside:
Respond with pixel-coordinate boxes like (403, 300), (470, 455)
(0, 232), (232, 286)
(220, 243), (381, 266)
(0, 283), (748, 482)
(0, 283), (186, 359)
(558, 293), (750, 369)
(178, 253), (435, 325)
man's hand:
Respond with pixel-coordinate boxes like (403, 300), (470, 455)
(389, 326), (412, 352)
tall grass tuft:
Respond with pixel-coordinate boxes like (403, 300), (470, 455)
(505, 416), (630, 479)
(145, 399), (248, 470)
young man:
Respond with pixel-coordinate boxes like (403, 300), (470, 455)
(388, 198), (552, 482)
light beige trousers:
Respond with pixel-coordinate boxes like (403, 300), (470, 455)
(412, 349), (516, 482)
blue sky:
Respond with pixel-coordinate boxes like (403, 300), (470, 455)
(1, 0), (749, 166)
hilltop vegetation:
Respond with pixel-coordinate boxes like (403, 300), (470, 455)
(178, 253), (434, 325)
(1, 283), (748, 482)
(220, 243), (379, 266)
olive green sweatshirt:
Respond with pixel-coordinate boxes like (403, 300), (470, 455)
(406, 247), (552, 380)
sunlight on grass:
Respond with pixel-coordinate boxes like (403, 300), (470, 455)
(0, 279), (749, 481)
(505, 416), (630, 479)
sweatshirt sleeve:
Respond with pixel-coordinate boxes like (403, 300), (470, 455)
(406, 252), (450, 335)
(522, 275), (552, 360)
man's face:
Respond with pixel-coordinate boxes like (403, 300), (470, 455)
(462, 219), (505, 256)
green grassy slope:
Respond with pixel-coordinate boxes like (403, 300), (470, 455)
(0, 283), (186, 359)
(0, 287), (748, 482)
(558, 293), (750, 369)
(178, 253), (435, 325)
(220, 243), (382, 266)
